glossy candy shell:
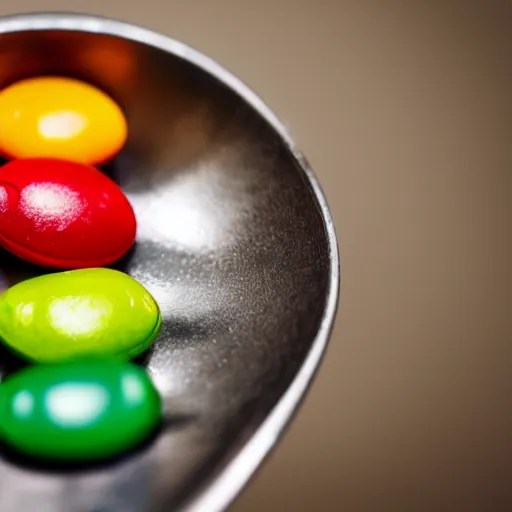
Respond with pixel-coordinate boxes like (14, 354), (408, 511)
(0, 360), (161, 461)
(0, 268), (161, 363)
(0, 158), (136, 268)
(0, 76), (127, 165)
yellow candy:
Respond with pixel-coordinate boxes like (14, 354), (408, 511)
(0, 76), (127, 165)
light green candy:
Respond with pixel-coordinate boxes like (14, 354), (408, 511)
(0, 268), (161, 363)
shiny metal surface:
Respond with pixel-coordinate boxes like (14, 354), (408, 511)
(0, 12), (338, 512)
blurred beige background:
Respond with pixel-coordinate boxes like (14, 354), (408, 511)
(1, 2), (511, 511)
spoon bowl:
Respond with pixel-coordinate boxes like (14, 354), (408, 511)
(0, 12), (339, 512)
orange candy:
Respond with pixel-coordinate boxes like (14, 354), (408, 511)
(0, 76), (127, 165)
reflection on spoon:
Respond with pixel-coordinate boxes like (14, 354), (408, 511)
(128, 161), (253, 252)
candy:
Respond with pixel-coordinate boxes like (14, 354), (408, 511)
(0, 76), (127, 165)
(0, 158), (136, 268)
(0, 268), (161, 363)
(0, 360), (161, 461)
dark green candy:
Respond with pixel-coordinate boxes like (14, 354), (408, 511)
(0, 360), (161, 461)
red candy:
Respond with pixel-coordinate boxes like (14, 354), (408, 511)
(0, 158), (136, 268)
